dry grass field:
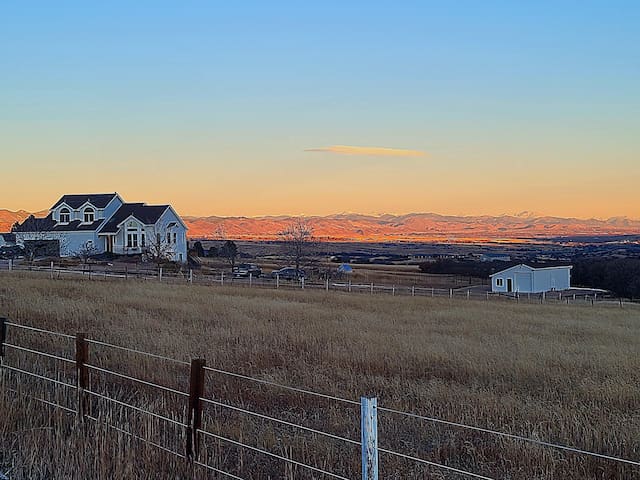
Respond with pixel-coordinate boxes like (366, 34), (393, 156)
(0, 272), (639, 479)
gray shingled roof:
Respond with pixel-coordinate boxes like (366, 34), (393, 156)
(12, 214), (104, 232)
(52, 193), (118, 210)
(98, 203), (169, 234)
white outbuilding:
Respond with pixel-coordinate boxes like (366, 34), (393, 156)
(490, 264), (572, 293)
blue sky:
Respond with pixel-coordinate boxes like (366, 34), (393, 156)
(1, 1), (638, 217)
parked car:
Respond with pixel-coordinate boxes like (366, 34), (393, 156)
(232, 263), (262, 278)
(270, 267), (306, 280)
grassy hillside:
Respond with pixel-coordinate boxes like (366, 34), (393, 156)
(0, 273), (638, 479)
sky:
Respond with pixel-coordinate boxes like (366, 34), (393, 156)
(1, 1), (638, 218)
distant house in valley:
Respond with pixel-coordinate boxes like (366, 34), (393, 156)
(480, 253), (511, 262)
(13, 193), (188, 263)
(490, 264), (572, 293)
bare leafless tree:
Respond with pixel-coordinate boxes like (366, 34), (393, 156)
(278, 218), (315, 272)
(145, 226), (174, 267)
(75, 240), (99, 265)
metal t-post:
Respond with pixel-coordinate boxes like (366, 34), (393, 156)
(361, 397), (379, 480)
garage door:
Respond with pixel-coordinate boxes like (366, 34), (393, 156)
(514, 272), (532, 292)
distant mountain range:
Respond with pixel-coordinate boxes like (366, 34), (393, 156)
(2, 209), (638, 243)
(4, 209), (637, 243)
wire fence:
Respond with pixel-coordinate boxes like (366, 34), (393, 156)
(1, 259), (630, 308)
(1, 318), (638, 479)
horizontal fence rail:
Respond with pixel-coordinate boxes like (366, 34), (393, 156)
(1, 318), (639, 479)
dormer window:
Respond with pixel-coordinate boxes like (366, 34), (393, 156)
(84, 207), (95, 223)
(59, 208), (70, 223)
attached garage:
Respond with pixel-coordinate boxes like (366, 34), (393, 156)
(490, 264), (572, 293)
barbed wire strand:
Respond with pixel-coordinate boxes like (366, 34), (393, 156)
(2, 364), (77, 390)
(5, 321), (75, 339)
(197, 429), (351, 480)
(3, 343), (75, 364)
(85, 363), (188, 397)
(200, 396), (360, 446)
(378, 406), (640, 467)
(85, 414), (186, 459)
(86, 389), (187, 428)
(85, 338), (190, 366)
(194, 461), (247, 480)
(203, 366), (359, 406)
(379, 447), (496, 480)
(4, 387), (76, 414)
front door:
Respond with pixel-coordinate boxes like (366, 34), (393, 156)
(106, 236), (113, 253)
(507, 278), (513, 293)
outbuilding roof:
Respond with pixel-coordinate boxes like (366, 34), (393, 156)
(490, 264), (573, 277)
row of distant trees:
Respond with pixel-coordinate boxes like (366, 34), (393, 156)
(192, 219), (315, 271)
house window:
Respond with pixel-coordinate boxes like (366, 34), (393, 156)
(496, 278), (504, 287)
(173, 232), (177, 244)
(84, 207), (95, 223)
(127, 228), (138, 248)
(141, 233), (146, 247)
(59, 208), (70, 223)
(167, 232), (171, 244)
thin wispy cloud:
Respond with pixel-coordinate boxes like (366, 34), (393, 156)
(305, 145), (427, 157)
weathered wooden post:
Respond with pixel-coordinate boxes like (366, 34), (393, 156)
(370, 283), (374, 295)
(449, 288), (453, 299)
(221, 271), (224, 286)
(189, 269), (193, 284)
(75, 333), (89, 424)
(159, 267), (163, 282)
(276, 273), (279, 289)
(50, 261), (54, 280)
(432, 287), (434, 297)
(186, 358), (206, 460)
(411, 286), (415, 297)
(326, 278), (329, 292)
(8, 259), (12, 271)
(361, 396), (379, 480)
(348, 280), (352, 293)
(301, 277), (305, 290)
(467, 290), (470, 300)
(249, 272), (253, 288)
(392, 286), (395, 296)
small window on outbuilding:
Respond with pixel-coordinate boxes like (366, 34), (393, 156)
(496, 278), (504, 287)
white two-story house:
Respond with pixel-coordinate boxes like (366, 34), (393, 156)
(13, 193), (188, 263)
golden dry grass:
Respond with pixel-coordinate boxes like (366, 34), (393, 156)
(0, 272), (639, 479)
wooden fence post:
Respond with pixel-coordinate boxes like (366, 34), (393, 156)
(276, 273), (279, 289)
(326, 278), (329, 292)
(411, 286), (415, 297)
(75, 333), (89, 424)
(370, 283), (374, 295)
(249, 272), (252, 288)
(361, 396), (379, 480)
(186, 358), (206, 460)
(189, 269), (193, 284)
(348, 280), (352, 293)
(301, 277), (305, 290)
(159, 267), (163, 282)
(221, 271), (225, 286)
